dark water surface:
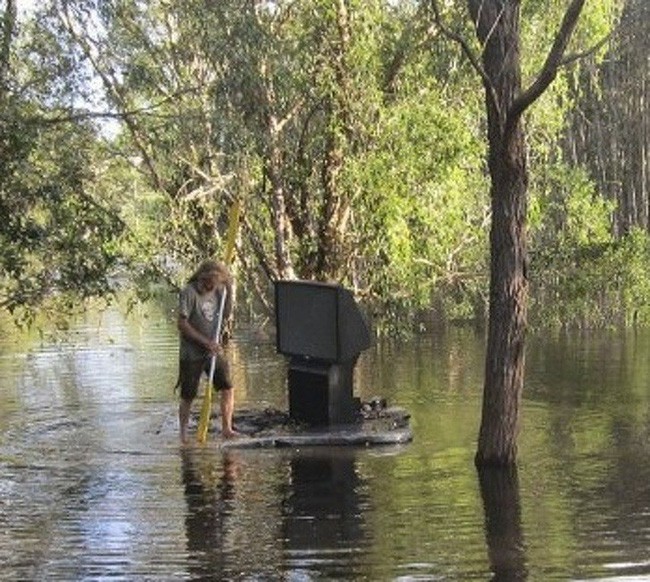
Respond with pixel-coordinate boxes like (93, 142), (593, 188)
(1, 303), (649, 581)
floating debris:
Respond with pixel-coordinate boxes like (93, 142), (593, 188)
(211, 400), (413, 449)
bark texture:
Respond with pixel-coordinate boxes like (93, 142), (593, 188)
(470, 0), (528, 466)
(468, 0), (586, 465)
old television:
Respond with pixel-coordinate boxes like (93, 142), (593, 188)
(275, 280), (371, 363)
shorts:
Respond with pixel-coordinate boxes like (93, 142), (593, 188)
(178, 354), (233, 401)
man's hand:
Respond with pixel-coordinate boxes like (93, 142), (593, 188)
(205, 340), (224, 355)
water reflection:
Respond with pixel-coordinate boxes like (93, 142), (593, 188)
(178, 446), (369, 580)
(181, 448), (238, 579)
(478, 465), (528, 581)
(2, 308), (650, 579)
(281, 449), (368, 579)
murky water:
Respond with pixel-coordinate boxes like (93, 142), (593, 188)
(1, 303), (649, 581)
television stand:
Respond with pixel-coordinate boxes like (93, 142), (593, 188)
(287, 357), (359, 426)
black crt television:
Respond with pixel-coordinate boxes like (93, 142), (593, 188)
(275, 280), (371, 363)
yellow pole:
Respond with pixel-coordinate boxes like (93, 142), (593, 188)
(196, 290), (227, 443)
(196, 199), (242, 443)
(223, 200), (241, 266)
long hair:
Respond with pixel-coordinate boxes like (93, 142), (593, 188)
(188, 260), (232, 286)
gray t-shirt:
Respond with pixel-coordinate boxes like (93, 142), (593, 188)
(178, 282), (229, 361)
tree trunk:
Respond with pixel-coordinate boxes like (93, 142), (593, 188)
(267, 135), (295, 279)
(0, 0), (16, 103)
(262, 57), (295, 281)
(477, 130), (528, 466)
(478, 465), (527, 579)
(467, 0), (587, 465)
(469, 0), (528, 467)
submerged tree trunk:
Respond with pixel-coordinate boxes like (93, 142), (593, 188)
(466, 0), (588, 466)
(470, 0), (528, 467)
(478, 126), (528, 465)
(478, 465), (527, 579)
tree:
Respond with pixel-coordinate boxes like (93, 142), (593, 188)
(9, 0), (629, 342)
(430, 0), (611, 465)
(564, 0), (648, 236)
(0, 0), (124, 323)
(46, 0), (490, 325)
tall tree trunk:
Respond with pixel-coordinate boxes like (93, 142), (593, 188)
(316, 0), (353, 281)
(260, 52), (295, 281)
(0, 0), (16, 104)
(465, 0), (587, 466)
(478, 128), (528, 465)
(470, 0), (528, 466)
(267, 117), (295, 281)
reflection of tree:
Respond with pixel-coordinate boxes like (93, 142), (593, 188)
(181, 448), (238, 579)
(526, 331), (650, 571)
(477, 465), (528, 581)
(281, 449), (368, 579)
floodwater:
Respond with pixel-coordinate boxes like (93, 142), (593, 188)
(1, 302), (649, 581)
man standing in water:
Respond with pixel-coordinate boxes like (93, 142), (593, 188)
(177, 260), (238, 443)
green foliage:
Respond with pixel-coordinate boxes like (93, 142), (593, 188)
(520, 0), (620, 76)
(0, 0), (643, 335)
(0, 4), (125, 325)
(530, 227), (650, 329)
(0, 105), (124, 321)
(345, 84), (489, 329)
(529, 163), (650, 329)
(513, 0), (631, 330)
(68, 0), (494, 328)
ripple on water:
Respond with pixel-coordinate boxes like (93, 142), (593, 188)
(2, 315), (650, 580)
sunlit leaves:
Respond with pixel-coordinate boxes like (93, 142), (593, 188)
(1, 0), (640, 333)
(0, 110), (124, 318)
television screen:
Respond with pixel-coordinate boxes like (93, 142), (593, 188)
(275, 280), (371, 362)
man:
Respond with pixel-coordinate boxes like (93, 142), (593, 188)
(177, 260), (238, 443)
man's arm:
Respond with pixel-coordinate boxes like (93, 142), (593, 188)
(177, 316), (220, 354)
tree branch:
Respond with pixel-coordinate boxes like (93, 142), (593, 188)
(56, 3), (169, 193)
(2, 89), (202, 127)
(560, 30), (613, 67)
(508, 0), (586, 128)
(429, 0), (501, 120)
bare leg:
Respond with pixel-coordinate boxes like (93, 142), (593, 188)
(220, 388), (238, 438)
(179, 398), (193, 444)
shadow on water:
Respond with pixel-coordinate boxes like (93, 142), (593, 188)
(478, 465), (528, 581)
